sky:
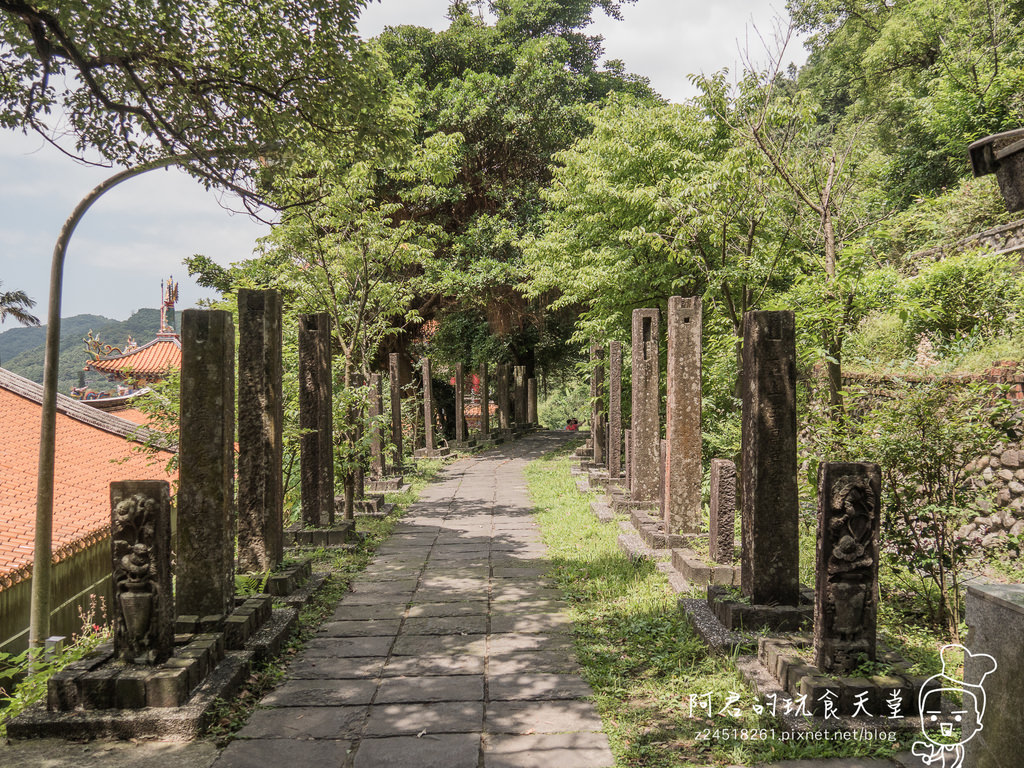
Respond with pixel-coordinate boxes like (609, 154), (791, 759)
(0, 0), (806, 324)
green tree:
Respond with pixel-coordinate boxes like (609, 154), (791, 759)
(371, 1), (652, 375)
(0, 0), (401, 202)
(789, 0), (1024, 203)
(0, 281), (39, 326)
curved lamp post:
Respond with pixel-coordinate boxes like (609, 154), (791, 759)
(29, 155), (189, 649)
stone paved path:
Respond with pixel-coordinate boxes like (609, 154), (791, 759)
(214, 431), (613, 768)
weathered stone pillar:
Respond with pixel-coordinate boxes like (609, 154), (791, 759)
(709, 459), (736, 564)
(455, 362), (466, 442)
(590, 345), (606, 466)
(369, 373), (384, 478)
(631, 309), (660, 503)
(178, 309), (236, 618)
(389, 352), (403, 470)
(422, 357), (435, 450)
(111, 480), (173, 664)
(527, 378), (537, 425)
(965, 583), (1024, 768)
(514, 365), (527, 425)
(608, 341), (622, 480)
(658, 438), (668, 523)
(740, 310), (799, 606)
(624, 428), (632, 492)
(665, 296), (702, 535)
(237, 289), (283, 572)
(299, 313), (334, 528)
(814, 462), (881, 674)
(496, 363), (511, 430)
(479, 363), (490, 437)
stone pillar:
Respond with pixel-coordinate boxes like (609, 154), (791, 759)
(665, 296), (702, 535)
(814, 462), (881, 674)
(965, 583), (1024, 768)
(624, 428), (632, 492)
(631, 309), (660, 503)
(299, 313), (334, 528)
(455, 362), (466, 442)
(496, 363), (512, 430)
(590, 345), (606, 466)
(422, 357), (435, 450)
(389, 352), (403, 470)
(658, 439), (668, 524)
(369, 373), (384, 478)
(479, 363), (490, 437)
(709, 459), (736, 564)
(237, 289), (283, 572)
(178, 309), (236, 618)
(740, 310), (799, 606)
(527, 378), (537, 425)
(514, 365), (527, 425)
(608, 341), (622, 480)
(111, 480), (173, 664)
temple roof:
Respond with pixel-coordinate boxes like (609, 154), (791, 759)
(0, 368), (176, 588)
(85, 332), (181, 380)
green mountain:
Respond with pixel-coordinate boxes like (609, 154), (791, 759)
(0, 309), (167, 395)
(0, 314), (112, 365)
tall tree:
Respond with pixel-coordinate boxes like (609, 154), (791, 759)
(371, 0), (652, 373)
(0, 281), (40, 326)
(0, 0), (400, 206)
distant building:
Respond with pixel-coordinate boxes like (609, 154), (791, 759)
(77, 277), (182, 408)
(0, 367), (175, 653)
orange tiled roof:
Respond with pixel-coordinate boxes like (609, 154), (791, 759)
(102, 406), (152, 425)
(0, 368), (176, 588)
(86, 333), (181, 379)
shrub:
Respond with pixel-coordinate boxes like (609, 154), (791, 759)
(825, 379), (1014, 638)
(902, 250), (1024, 343)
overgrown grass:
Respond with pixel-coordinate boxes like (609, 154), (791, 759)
(525, 447), (910, 766)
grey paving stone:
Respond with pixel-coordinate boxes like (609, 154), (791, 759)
(236, 706), (366, 739)
(214, 738), (351, 768)
(412, 588), (490, 603)
(330, 604), (408, 621)
(261, 678), (377, 707)
(353, 734), (479, 768)
(288, 656), (387, 679)
(337, 593), (413, 606)
(401, 615), (488, 636)
(382, 654), (486, 677)
(349, 579), (420, 594)
(483, 732), (613, 768)
(391, 633), (488, 657)
(317, 619), (403, 637)
(487, 674), (595, 701)
(419, 575), (489, 590)
(406, 601), (488, 618)
(485, 700), (604, 734)
(303, 636), (394, 657)
(363, 702), (484, 736)
(487, 633), (574, 654)
(489, 614), (571, 634)
(488, 651), (582, 676)
(374, 675), (484, 703)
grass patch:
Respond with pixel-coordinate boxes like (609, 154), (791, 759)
(525, 447), (910, 766)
